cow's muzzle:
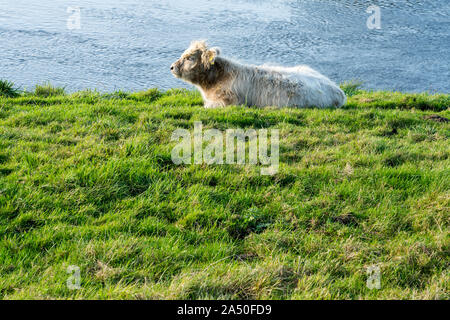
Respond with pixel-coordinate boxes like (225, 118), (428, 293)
(170, 63), (181, 77)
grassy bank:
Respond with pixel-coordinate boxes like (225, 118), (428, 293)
(0, 83), (449, 299)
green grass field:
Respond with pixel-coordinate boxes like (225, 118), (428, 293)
(0, 82), (449, 299)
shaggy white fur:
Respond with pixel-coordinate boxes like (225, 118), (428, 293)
(219, 61), (346, 108)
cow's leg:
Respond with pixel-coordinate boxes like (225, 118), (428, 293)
(204, 100), (225, 108)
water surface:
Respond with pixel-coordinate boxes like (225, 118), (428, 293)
(0, 0), (449, 92)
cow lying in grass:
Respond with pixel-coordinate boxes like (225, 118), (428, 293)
(171, 40), (346, 108)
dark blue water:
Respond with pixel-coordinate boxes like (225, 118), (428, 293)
(0, 0), (449, 92)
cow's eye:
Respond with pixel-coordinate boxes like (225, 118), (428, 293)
(188, 56), (195, 61)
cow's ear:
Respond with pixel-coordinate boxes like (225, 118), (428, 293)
(210, 47), (221, 56)
(205, 47), (220, 65)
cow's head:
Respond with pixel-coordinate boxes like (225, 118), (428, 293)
(171, 41), (221, 84)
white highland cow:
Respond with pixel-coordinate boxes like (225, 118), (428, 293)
(171, 41), (346, 108)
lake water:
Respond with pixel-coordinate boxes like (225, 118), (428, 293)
(1, 0), (449, 93)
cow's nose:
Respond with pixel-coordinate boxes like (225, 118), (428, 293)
(171, 64), (175, 70)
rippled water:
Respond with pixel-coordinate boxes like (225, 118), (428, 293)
(0, 0), (449, 92)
